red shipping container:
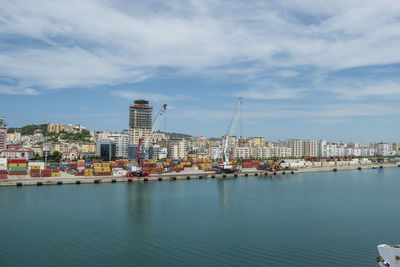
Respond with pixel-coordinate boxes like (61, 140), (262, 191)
(8, 171), (27, 175)
(30, 173), (41, 178)
(30, 169), (41, 174)
(9, 159), (27, 164)
(0, 170), (7, 174)
(41, 169), (51, 174)
(41, 173), (51, 177)
(0, 174), (7, 179)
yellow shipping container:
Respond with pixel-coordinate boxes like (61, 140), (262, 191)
(9, 163), (27, 168)
(93, 163), (101, 167)
(31, 166), (41, 170)
(51, 173), (61, 177)
(102, 163), (110, 167)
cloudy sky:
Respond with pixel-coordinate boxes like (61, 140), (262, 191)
(1, 0), (400, 143)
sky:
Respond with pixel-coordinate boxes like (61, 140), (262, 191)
(1, 0), (400, 143)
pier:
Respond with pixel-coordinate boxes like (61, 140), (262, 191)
(0, 163), (397, 187)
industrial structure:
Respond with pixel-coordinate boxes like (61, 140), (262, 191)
(0, 117), (7, 150)
(218, 97), (242, 173)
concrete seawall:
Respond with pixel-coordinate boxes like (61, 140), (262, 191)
(0, 163), (397, 187)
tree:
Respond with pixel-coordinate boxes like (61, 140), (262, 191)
(51, 151), (62, 162)
(34, 152), (41, 160)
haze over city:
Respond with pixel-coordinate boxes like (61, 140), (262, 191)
(1, 0), (400, 143)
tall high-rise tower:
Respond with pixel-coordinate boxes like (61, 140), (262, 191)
(129, 100), (153, 146)
(0, 117), (7, 150)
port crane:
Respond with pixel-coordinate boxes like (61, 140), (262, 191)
(217, 97), (242, 174)
(128, 104), (167, 177)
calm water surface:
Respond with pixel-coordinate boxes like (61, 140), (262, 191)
(1, 168), (400, 266)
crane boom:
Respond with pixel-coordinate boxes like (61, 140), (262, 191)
(222, 97), (242, 165)
(152, 104), (167, 132)
(144, 104), (167, 148)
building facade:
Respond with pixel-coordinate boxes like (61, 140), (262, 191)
(109, 133), (129, 158)
(303, 140), (318, 157)
(129, 100), (153, 146)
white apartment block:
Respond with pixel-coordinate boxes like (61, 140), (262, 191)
(273, 146), (292, 158)
(287, 140), (303, 158)
(233, 147), (252, 159)
(168, 139), (187, 159)
(377, 143), (389, 156)
(303, 140), (318, 157)
(252, 147), (273, 159)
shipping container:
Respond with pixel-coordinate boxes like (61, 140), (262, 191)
(8, 167), (27, 172)
(9, 159), (27, 164)
(8, 171), (27, 175)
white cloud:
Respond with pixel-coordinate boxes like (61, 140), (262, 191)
(331, 82), (400, 99)
(238, 88), (305, 100)
(0, 0), (400, 94)
(111, 90), (186, 103)
(0, 85), (39, 95)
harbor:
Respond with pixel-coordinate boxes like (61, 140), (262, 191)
(1, 162), (397, 187)
(1, 167), (399, 266)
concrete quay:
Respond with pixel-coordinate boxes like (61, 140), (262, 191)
(0, 163), (398, 187)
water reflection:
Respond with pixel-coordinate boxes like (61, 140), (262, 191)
(126, 183), (154, 224)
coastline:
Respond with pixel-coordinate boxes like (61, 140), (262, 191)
(0, 163), (398, 187)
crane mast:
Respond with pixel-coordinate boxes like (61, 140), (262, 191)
(222, 97), (242, 165)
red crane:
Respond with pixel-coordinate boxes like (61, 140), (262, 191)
(136, 138), (143, 169)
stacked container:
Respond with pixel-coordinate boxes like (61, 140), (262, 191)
(0, 158), (7, 179)
(93, 162), (111, 176)
(84, 168), (94, 176)
(142, 162), (157, 174)
(29, 162), (44, 178)
(41, 169), (51, 178)
(8, 158), (28, 175)
(68, 162), (77, 173)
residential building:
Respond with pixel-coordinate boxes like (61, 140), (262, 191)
(47, 123), (63, 134)
(7, 132), (21, 143)
(273, 146), (292, 158)
(287, 139), (303, 158)
(377, 143), (389, 156)
(303, 140), (318, 157)
(252, 147), (273, 159)
(109, 133), (129, 158)
(233, 147), (252, 159)
(1, 149), (34, 159)
(168, 138), (187, 159)
(248, 137), (264, 147)
(63, 124), (74, 133)
(129, 100), (153, 146)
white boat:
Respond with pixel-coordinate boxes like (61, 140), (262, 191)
(372, 166), (378, 169)
(377, 244), (400, 266)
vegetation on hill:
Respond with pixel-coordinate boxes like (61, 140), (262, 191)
(159, 131), (192, 139)
(7, 124), (48, 136)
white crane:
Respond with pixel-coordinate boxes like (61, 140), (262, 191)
(219, 97), (242, 173)
(143, 104), (167, 155)
(152, 104), (167, 133)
